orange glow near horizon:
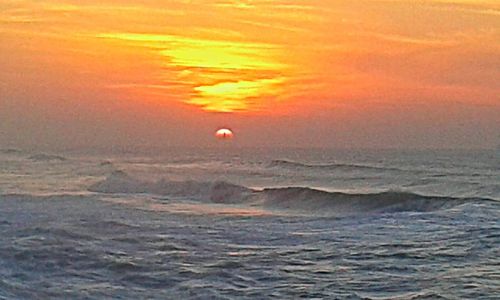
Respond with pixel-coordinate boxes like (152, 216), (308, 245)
(1, 0), (499, 114)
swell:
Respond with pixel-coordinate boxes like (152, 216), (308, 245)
(0, 148), (23, 155)
(87, 171), (496, 215)
(256, 187), (488, 214)
(28, 153), (67, 162)
(268, 159), (405, 172)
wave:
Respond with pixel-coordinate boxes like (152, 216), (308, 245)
(99, 161), (114, 167)
(88, 172), (495, 215)
(0, 148), (23, 155)
(268, 159), (404, 173)
(256, 188), (482, 214)
(28, 153), (67, 162)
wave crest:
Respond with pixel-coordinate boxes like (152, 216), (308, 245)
(28, 154), (67, 162)
(268, 159), (402, 172)
(258, 188), (473, 214)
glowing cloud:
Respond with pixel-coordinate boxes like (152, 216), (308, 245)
(97, 32), (288, 112)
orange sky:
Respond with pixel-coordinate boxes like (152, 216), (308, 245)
(1, 0), (499, 149)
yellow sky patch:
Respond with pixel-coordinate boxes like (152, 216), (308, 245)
(97, 32), (288, 112)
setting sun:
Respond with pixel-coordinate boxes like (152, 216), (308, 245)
(215, 128), (234, 139)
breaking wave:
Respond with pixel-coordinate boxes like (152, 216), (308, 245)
(88, 171), (252, 203)
(88, 171), (494, 215)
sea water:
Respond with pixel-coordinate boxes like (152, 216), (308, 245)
(0, 148), (498, 299)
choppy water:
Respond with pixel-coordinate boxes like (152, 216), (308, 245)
(0, 148), (499, 299)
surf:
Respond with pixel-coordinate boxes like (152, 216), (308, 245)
(88, 171), (495, 216)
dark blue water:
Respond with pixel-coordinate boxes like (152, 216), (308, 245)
(0, 194), (499, 299)
(0, 149), (499, 299)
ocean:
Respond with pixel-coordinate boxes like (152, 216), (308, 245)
(0, 147), (499, 299)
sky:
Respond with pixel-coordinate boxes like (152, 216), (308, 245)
(1, 0), (499, 150)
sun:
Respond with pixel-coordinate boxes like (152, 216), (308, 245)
(215, 128), (234, 140)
